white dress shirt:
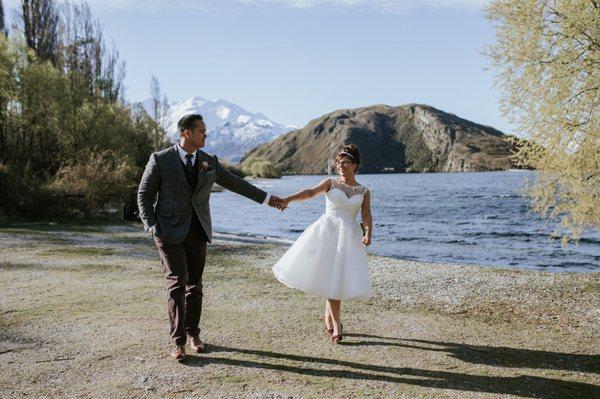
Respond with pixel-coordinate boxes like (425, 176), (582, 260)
(177, 144), (196, 165)
(177, 144), (270, 205)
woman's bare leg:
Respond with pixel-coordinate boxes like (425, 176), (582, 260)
(324, 300), (333, 331)
(327, 299), (342, 336)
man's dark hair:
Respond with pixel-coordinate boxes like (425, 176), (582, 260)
(177, 114), (204, 135)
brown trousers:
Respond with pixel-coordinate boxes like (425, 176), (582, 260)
(154, 230), (207, 346)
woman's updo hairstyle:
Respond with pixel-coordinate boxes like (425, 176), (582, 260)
(335, 144), (361, 171)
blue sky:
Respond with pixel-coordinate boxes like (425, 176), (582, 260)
(9, 1), (514, 133)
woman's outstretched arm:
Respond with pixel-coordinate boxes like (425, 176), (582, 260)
(361, 190), (372, 246)
(283, 178), (331, 204)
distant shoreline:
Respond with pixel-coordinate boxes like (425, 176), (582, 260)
(245, 169), (533, 178)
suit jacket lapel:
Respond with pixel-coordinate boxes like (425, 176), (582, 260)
(170, 145), (191, 191)
(196, 149), (210, 164)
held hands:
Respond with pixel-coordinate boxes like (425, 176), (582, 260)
(268, 195), (288, 212)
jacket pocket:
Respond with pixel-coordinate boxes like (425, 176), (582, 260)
(157, 211), (178, 226)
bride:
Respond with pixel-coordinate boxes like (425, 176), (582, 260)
(273, 144), (372, 343)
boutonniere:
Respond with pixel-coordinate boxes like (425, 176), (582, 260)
(200, 161), (211, 174)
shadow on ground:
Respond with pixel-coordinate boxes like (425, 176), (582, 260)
(177, 340), (599, 399)
(343, 333), (600, 374)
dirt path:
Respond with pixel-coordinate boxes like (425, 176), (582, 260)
(0, 223), (598, 398)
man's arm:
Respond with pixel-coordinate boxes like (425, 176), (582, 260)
(137, 153), (160, 234)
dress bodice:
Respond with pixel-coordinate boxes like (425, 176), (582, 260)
(325, 179), (368, 221)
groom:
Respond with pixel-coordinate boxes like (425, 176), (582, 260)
(138, 114), (286, 361)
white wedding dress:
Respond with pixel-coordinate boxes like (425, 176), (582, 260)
(272, 178), (372, 300)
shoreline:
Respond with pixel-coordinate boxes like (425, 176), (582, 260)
(5, 220), (598, 273)
(212, 229), (599, 274)
(213, 231), (294, 246)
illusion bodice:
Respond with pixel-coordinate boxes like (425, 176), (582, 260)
(325, 179), (368, 221)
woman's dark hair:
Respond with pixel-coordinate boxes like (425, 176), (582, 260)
(177, 114), (204, 135)
(335, 144), (361, 171)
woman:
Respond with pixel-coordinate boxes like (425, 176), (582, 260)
(272, 144), (372, 343)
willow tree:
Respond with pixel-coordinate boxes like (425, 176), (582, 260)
(485, 0), (600, 242)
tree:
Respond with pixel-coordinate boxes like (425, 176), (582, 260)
(149, 75), (169, 150)
(22, 0), (59, 65)
(0, 0), (7, 36)
(56, 1), (125, 100)
(485, 0), (600, 243)
(0, 0), (166, 220)
(0, 32), (17, 159)
(0, 15), (156, 219)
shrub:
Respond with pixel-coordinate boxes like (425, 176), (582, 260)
(250, 161), (281, 178)
(241, 157), (264, 176)
(48, 150), (136, 217)
(241, 157), (280, 178)
(0, 163), (63, 219)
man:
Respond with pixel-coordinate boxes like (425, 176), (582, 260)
(137, 114), (286, 361)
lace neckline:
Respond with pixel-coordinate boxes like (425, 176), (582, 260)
(330, 178), (366, 199)
(334, 179), (362, 191)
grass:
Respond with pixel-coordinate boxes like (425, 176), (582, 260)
(0, 223), (598, 398)
(40, 246), (116, 257)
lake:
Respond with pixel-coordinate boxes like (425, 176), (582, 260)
(210, 171), (600, 272)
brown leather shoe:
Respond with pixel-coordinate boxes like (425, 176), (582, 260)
(170, 345), (185, 361)
(189, 336), (205, 353)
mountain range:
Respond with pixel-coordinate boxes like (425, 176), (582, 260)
(140, 96), (292, 162)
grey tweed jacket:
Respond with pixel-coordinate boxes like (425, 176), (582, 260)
(137, 145), (267, 244)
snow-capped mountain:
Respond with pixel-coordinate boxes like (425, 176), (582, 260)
(140, 96), (293, 162)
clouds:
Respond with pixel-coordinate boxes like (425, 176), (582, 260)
(237, 0), (488, 13)
(4, 0), (488, 13)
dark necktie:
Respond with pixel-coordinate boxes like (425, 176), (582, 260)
(185, 153), (193, 172)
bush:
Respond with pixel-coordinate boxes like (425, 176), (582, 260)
(251, 161), (281, 178)
(0, 163), (63, 219)
(48, 150), (136, 217)
(242, 157), (280, 178)
(241, 157), (263, 176)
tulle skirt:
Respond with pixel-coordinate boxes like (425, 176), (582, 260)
(272, 213), (372, 300)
